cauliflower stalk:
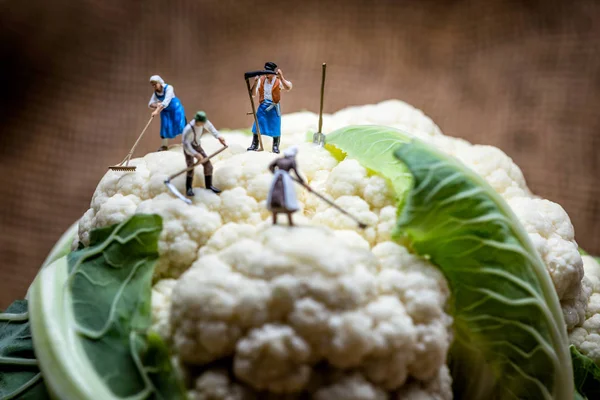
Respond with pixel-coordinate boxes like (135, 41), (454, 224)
(6, 100), (597, 400)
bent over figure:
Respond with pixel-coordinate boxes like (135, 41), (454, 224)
(149, 75), (187, 151)
(267, 146), (304, 226)
(181, 111), (226, 196)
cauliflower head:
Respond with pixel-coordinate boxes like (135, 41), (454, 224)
(75, 99), (591, 399)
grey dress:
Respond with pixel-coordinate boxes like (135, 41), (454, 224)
(267, 156), (301, 213)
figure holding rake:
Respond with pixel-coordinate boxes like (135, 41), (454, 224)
(149, 75), (187, 151)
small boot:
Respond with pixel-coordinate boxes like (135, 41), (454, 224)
(186, 176), (194, 197)
(158, 139), (169, 152)
(205, 175), (221, 194)
(272, 136), (281, 154)
(247, 134), (259, 151)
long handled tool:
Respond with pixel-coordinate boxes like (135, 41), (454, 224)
(312, 63), (327, 147)
(109, 115), (155, 172)
(244, 70), (277, 152)
(291, 176), (368, 229)
(164, 145), (229, 204)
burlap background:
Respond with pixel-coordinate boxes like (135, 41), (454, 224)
(1, 0), (599, 307)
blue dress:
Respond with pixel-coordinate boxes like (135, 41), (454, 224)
(156, 84), (186, 139)
(252, 100), (281, 138)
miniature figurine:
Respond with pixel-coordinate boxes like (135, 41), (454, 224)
(248, 62), (293, 154)
(181, 111), (227, 195)
(148, 75), (187, 151)
(267, 146), (369, 229)
(267, 146), (303, 225)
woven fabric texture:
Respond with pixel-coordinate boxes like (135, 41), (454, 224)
(1, 0), (599, 307)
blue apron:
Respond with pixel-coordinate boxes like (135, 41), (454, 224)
(156, 84), (186, 139)
(252, 100), (281, 138)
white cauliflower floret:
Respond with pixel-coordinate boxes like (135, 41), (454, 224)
(170, 226), (451, 395)
(395, 365), (453, 400)
(312, 196), (378, 245)
(137, 193), (223, 279)
(507, 196), (588, 328)
(198, 223), (259, 257)
(313, 373), (387, 400)
(453, 144), (531, 199)
(212, 151), (274, 200)
(234, 324), (312, 393)
(189, 369), (253, 400)
(375, 206), (398, 243)
(363, 175), (395, 210)
(151, 279), (177, 339)
(570, 256), (600, 362)
(325, 159), (368, 199)
(218, 188), (263, 225)
(77, 98), (595, 397)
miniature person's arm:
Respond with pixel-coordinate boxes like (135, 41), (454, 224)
(291, 161), (305, 183)
(161, 85), (175, 108)
(277, 69), (293, 91)
(204, 120), (227, 146)
(268, 159), (278, 174)
(151, 103), (164, 117)
(251, 77), (260, 97)
(148, 93), (161, 109)
(182, 125), (201, 158)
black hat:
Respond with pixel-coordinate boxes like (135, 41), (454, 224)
(264, 62), (278, 71)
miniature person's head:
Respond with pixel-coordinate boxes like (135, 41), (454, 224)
(264, 62), (277, 72)
(149, 75), (164, 92)
(283, 145), (298, 158)
(194, 111), (207, 125)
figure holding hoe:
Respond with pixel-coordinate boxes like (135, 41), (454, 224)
(267, 146), (367, 229)
(180, 111), (227, 196)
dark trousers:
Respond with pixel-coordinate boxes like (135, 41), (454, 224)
(185, 144), (212, 178)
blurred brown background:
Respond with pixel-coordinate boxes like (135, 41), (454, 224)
(1, 0), (599, 307)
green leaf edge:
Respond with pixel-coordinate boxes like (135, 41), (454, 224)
(392, 137), (573, 399)
(28, 215), (187, 400)
(325, 125), (574, 399)
(0, 300), (51, 399)
(571, 345), (600, 400)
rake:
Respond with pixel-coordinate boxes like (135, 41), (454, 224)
(109, 115), (155, 172)
(164, 144), (229, 204)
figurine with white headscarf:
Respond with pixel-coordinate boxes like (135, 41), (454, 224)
(148, 75), (187, 151)
(267, 146), (304, 226)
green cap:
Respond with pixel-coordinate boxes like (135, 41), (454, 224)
(194, 111), (207, 122)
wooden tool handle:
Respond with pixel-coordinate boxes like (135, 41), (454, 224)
(167, 145), (228, 181)
(318, 63), (327, 134)
(119, 115), (155, 167)
(245, 78), (264, 151)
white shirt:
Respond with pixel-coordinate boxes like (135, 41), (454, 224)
(262, 77), (275, 101)
(254, 76), (292, 100)
(148, 84), (175, 108)
(181, 120), (221, 157)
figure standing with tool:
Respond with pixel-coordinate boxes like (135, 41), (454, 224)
(148, 75), (187, 151)
(247, 62), (293, 154)
(181, 111), (226, 196)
